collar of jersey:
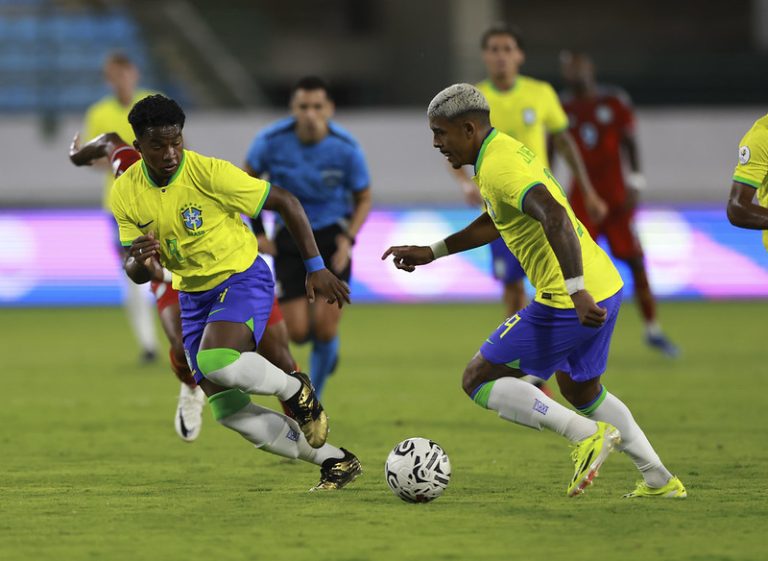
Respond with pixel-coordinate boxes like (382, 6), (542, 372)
(474, 128), (498, 175)
(486, 76), (520, 95)
(141, 151), (186, 188)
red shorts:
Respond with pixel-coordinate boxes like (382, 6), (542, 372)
(150, 281), (179, 314)
(569, 197), (643, 260)
(150, 281), (283, 326)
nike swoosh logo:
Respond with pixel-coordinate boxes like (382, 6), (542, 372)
(178, 408), (190, 438)
(137, 220), (154, 228)
(208, 308), (226, 317)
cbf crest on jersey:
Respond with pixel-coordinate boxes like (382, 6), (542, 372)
(180, 204), (204, 235)
(522, 107), (537, 125)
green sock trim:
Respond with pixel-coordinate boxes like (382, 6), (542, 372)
(578, 386), (607, 416)
(472, 381), (496, 409)
(208, 389), (250, 420)
(196, 348), (240, 376)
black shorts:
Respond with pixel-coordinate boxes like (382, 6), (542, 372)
(274, 223), (352, 302)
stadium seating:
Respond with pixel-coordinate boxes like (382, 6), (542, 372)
(0, 1), (156, 111)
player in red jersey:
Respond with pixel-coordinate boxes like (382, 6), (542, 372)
(69, 132), (298, 440)
(558, 52), (678, 357)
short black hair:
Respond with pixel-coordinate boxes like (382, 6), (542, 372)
(291, 76), (332, 100)
(481, 23), (525, 51)
(128, 94), (185, 138)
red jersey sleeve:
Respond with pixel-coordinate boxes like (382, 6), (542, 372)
(613, 89), (636, 134)
(110, 144), (142, 178)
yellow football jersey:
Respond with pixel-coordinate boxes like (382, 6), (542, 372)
(111, 150), (271, 292)
(732, 114), (768, 251)
(473, 130), (623, 308)
(476, 76), (568, 166)
(83, 89), (156, 208)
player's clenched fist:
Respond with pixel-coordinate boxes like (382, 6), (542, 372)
(571, 290), (607, 328)
(381, 245), (435, 273)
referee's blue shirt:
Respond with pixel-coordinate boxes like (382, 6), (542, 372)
(246, 117), (370, 230)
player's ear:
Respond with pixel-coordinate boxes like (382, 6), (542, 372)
(133, 139), (142, 154)
(462, 120), (476, 138)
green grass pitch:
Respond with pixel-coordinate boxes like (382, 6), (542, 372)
(1, 301), (767, 561)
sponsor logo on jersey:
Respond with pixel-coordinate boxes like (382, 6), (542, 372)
(739, 145), (751, 165)
(321, 169), (345, 188)
(596, 104), (613, 124)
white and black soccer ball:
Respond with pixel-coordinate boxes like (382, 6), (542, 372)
(385, 437), (451, 503)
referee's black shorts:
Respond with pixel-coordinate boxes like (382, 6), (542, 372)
(274, 223), (352, 302)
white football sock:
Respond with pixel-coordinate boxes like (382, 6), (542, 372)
(218, 402), (343, 465)
(204, 352), (300, 400)
(486, 377), (597, 442)
(123, 280), (157, 353)
(587, 391), (673, 487)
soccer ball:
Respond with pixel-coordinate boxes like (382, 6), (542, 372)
(385, 437), (451, 503)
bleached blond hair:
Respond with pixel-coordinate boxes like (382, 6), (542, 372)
(427, 83), (490, 121)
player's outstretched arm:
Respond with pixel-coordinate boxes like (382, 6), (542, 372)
(262, 185), (351, 307)
(523, 185), (606, 327)
(727, 181), (768, 229)
(69, 132), (125, 166)
(552, 130), (607, 224)
(382, 212), (499, 272)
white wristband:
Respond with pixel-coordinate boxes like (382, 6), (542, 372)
(565, 276), (585, 295)
(626, 172), (647, 191)
(162, 268), (173, 283)
(429, 240), (449, 260)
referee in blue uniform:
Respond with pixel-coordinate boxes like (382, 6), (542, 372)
(245, 76), (372, 397)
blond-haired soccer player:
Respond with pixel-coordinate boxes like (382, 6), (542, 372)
(451, 25), (607, 316)
(111, 94), (361, 490)
(727, 114), (768, 238)
(384, 84), (685, 498)
(83, 52), (158, 363)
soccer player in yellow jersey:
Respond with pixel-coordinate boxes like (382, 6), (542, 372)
(451, 25), (607, 317)
(727, 114), (768, 240)
(111, 95), (361, 490)
(384, 84), (685, 498)
(83, 52), (158, 364)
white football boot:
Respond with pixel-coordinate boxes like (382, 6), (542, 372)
(174, 383), (205, 442)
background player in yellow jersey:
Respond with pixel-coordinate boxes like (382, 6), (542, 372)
(451, 24), (607, 317)
(727, 114), (768, 239)
(83, 52), (158, 364)
(384, 84), (685, 498)
(111, 95), (361, 490)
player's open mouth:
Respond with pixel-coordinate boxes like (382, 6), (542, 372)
(163, 164), (178, 173)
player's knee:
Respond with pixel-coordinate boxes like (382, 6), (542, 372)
(313, 324), (338, 343)
(462, 360), (485, 397)
(287, 324), (311, 344)
(560, 380), (601, 408)
(196, 348), (241, 385)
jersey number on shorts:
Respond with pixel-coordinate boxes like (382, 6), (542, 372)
(500, 314), (522, 339)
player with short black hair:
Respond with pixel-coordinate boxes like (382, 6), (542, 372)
(385, 84), (686, 499)
(245, 76), (372, 398)
(70, 130), (299, 443)
(111, 94), (361, 490)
